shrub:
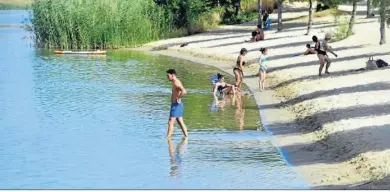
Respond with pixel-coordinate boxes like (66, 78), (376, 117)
(29, 0), (173, 49)
(329, 9), (349, 42)
(188, 8), (222, 34)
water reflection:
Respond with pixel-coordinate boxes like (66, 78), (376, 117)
(233, 94), (245, 131)
(167, 137), (188, 177)
(211, 95), (234, 112)
(210, 94), (245, 131)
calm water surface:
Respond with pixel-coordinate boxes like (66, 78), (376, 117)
(0, 10), (309, 189)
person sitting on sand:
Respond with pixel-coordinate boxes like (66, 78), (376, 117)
(251, 25), (264, 42)
(213, 73), (237, 98)
(292, 44), (316, 57)
(312, 34), (338, 76)
(258, 48), (268, 92)
(303, 44), (316, 55)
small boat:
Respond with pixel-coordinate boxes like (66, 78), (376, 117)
(54, 50), (107, 55)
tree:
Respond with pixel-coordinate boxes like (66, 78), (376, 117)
(306, 0), (313, 35)
(347, 0), (358, 36)
(367, 0), (373, 18)
(258, 0), (263, 26)
(373, 0), (389, 45)
(277, 0), (284, 31)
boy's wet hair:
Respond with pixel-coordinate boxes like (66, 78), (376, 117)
(306, 44), (311, 48)
(257, 24), (262, 29)
(166, 69), (176, 75)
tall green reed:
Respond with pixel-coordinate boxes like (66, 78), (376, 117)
(29, 0), (173, 49)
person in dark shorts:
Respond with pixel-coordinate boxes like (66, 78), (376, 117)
(166, 69), (188, 138)
(312, 34), (337, 76)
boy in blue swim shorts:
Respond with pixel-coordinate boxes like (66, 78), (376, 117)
(166, 69), (188, 138)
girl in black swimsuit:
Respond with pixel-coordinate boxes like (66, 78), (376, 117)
(213, 73), (236, 98)
(233, 48), (247, 89)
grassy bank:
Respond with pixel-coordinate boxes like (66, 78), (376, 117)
(0, 0), (31, 10)
(0, 2), (29, 9)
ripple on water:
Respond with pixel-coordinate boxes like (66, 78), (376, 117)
(0, 12), (309, 189)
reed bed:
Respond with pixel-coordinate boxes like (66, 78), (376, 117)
(29, 0), (173, 49)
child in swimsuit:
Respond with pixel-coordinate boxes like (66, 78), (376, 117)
(213, 73), (236, 98)
(303, 44), (316, 55)
(258, 48), (268, 92)
(312, 34), (337, 76)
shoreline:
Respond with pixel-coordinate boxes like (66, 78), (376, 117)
(133, 47), (358, 189)
(131, 2), (390, 187)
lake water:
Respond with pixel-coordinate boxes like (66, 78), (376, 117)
(0, 10), (310, 189)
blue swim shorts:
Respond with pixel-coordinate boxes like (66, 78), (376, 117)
(170, 102), (184, 118)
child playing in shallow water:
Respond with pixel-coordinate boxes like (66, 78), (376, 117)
(258, 48), (268, 92)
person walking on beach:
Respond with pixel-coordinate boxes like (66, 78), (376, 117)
(312, 34), (338, 76)
(233, 48), (247, 89)
(258, 48), (268, 91)
(166, 69), (188, 138)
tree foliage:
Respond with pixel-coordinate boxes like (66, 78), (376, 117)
(372, 0), (390, 25)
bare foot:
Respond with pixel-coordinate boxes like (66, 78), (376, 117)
(181, 136), (188, 144)
(325, 71), (330, 75)
(165, 135), (173, 139)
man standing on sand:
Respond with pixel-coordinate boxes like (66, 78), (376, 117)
(166, 69), (188, 138)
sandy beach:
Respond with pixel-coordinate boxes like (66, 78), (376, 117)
(134, 1), (390, 189)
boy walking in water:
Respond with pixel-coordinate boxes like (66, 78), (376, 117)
(166, 69), (188, 138)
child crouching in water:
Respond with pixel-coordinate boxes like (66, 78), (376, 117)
(258, 48), (268, 91)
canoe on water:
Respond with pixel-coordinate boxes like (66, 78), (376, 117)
(54, 50), (107, 55)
